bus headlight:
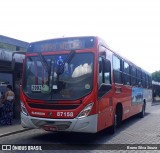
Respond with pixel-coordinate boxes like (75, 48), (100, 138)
(76, 103), (94, 119)
(21, 101), (28, 116)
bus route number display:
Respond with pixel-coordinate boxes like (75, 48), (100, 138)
(28, 37), (95, 52)
(40, 40), (82, 52)
(31, 85), (42, 92)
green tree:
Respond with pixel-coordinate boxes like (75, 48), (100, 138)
(152, 70), (160, 82)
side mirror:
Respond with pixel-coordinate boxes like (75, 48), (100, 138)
(104, 60), (111, 72)
(99, 57), (102, 73)
(99, 61), (102, 73)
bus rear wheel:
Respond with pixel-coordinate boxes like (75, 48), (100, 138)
(139, 103), (146, 118)
(116, 106), (122, 128)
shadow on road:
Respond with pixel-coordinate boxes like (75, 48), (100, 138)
(30, 112), (150, 146)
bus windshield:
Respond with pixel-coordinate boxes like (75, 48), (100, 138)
(23, 52), (94, 101)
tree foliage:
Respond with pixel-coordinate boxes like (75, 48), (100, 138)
(152, 70), (160, 82)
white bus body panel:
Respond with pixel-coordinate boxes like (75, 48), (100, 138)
(21, 113), (98, 133)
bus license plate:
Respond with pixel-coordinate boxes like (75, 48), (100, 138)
(43, 125), (57, 131)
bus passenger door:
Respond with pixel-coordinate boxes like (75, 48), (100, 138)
(97, 57), (114, 131)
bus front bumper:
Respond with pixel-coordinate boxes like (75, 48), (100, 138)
(21, 113), (98, 133)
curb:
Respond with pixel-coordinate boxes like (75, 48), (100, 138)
(151, 102), (160, 106)
(0, 128), (32, 138)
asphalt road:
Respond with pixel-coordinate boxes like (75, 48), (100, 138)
(0, 102), (160, 153)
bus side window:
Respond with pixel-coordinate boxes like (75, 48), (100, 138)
(98, 57), (112, 98)
(113, 55), (123, 84)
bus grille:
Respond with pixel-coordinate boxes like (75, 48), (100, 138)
(31, 119), (72, 130)
(28, 103), (79, 110)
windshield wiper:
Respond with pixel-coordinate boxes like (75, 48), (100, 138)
(38, 53), (52, 95)
(56, 50), (75, 75)
(49, 50), (76, 98)
(38, 53), (50, 72)
(39, 51), (76, 97)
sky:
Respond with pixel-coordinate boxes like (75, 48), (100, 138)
(0, 0), (160, 73)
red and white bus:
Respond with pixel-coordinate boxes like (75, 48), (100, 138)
(20, 36), (152, 133)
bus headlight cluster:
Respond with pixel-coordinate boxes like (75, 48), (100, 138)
(21, 101), (28, 116)
(76, 103), (94, 119)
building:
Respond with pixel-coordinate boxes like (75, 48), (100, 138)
(0, 35), (29, 118)
(0, 35), (29, 71)
(0, 35), (28, 52)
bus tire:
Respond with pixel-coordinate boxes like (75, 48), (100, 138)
(139, 103), (145, 118)
(116, 105), (122, 128)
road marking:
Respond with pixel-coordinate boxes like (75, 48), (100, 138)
(0, 128), (32, 138)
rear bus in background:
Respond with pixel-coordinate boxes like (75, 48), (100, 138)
(20, 36), (152, 133)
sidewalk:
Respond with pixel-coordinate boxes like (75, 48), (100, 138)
(0, 119), (30, 138)
(152, 96), (160, 106)
(0, 101), (159, 138)
(152, 101), (160, 106)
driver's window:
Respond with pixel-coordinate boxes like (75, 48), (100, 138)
(98, 57), (111, 86)
(98, 57), (112, 98)
(98, 57), (103, 88)
(103, 59), (111, 85)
